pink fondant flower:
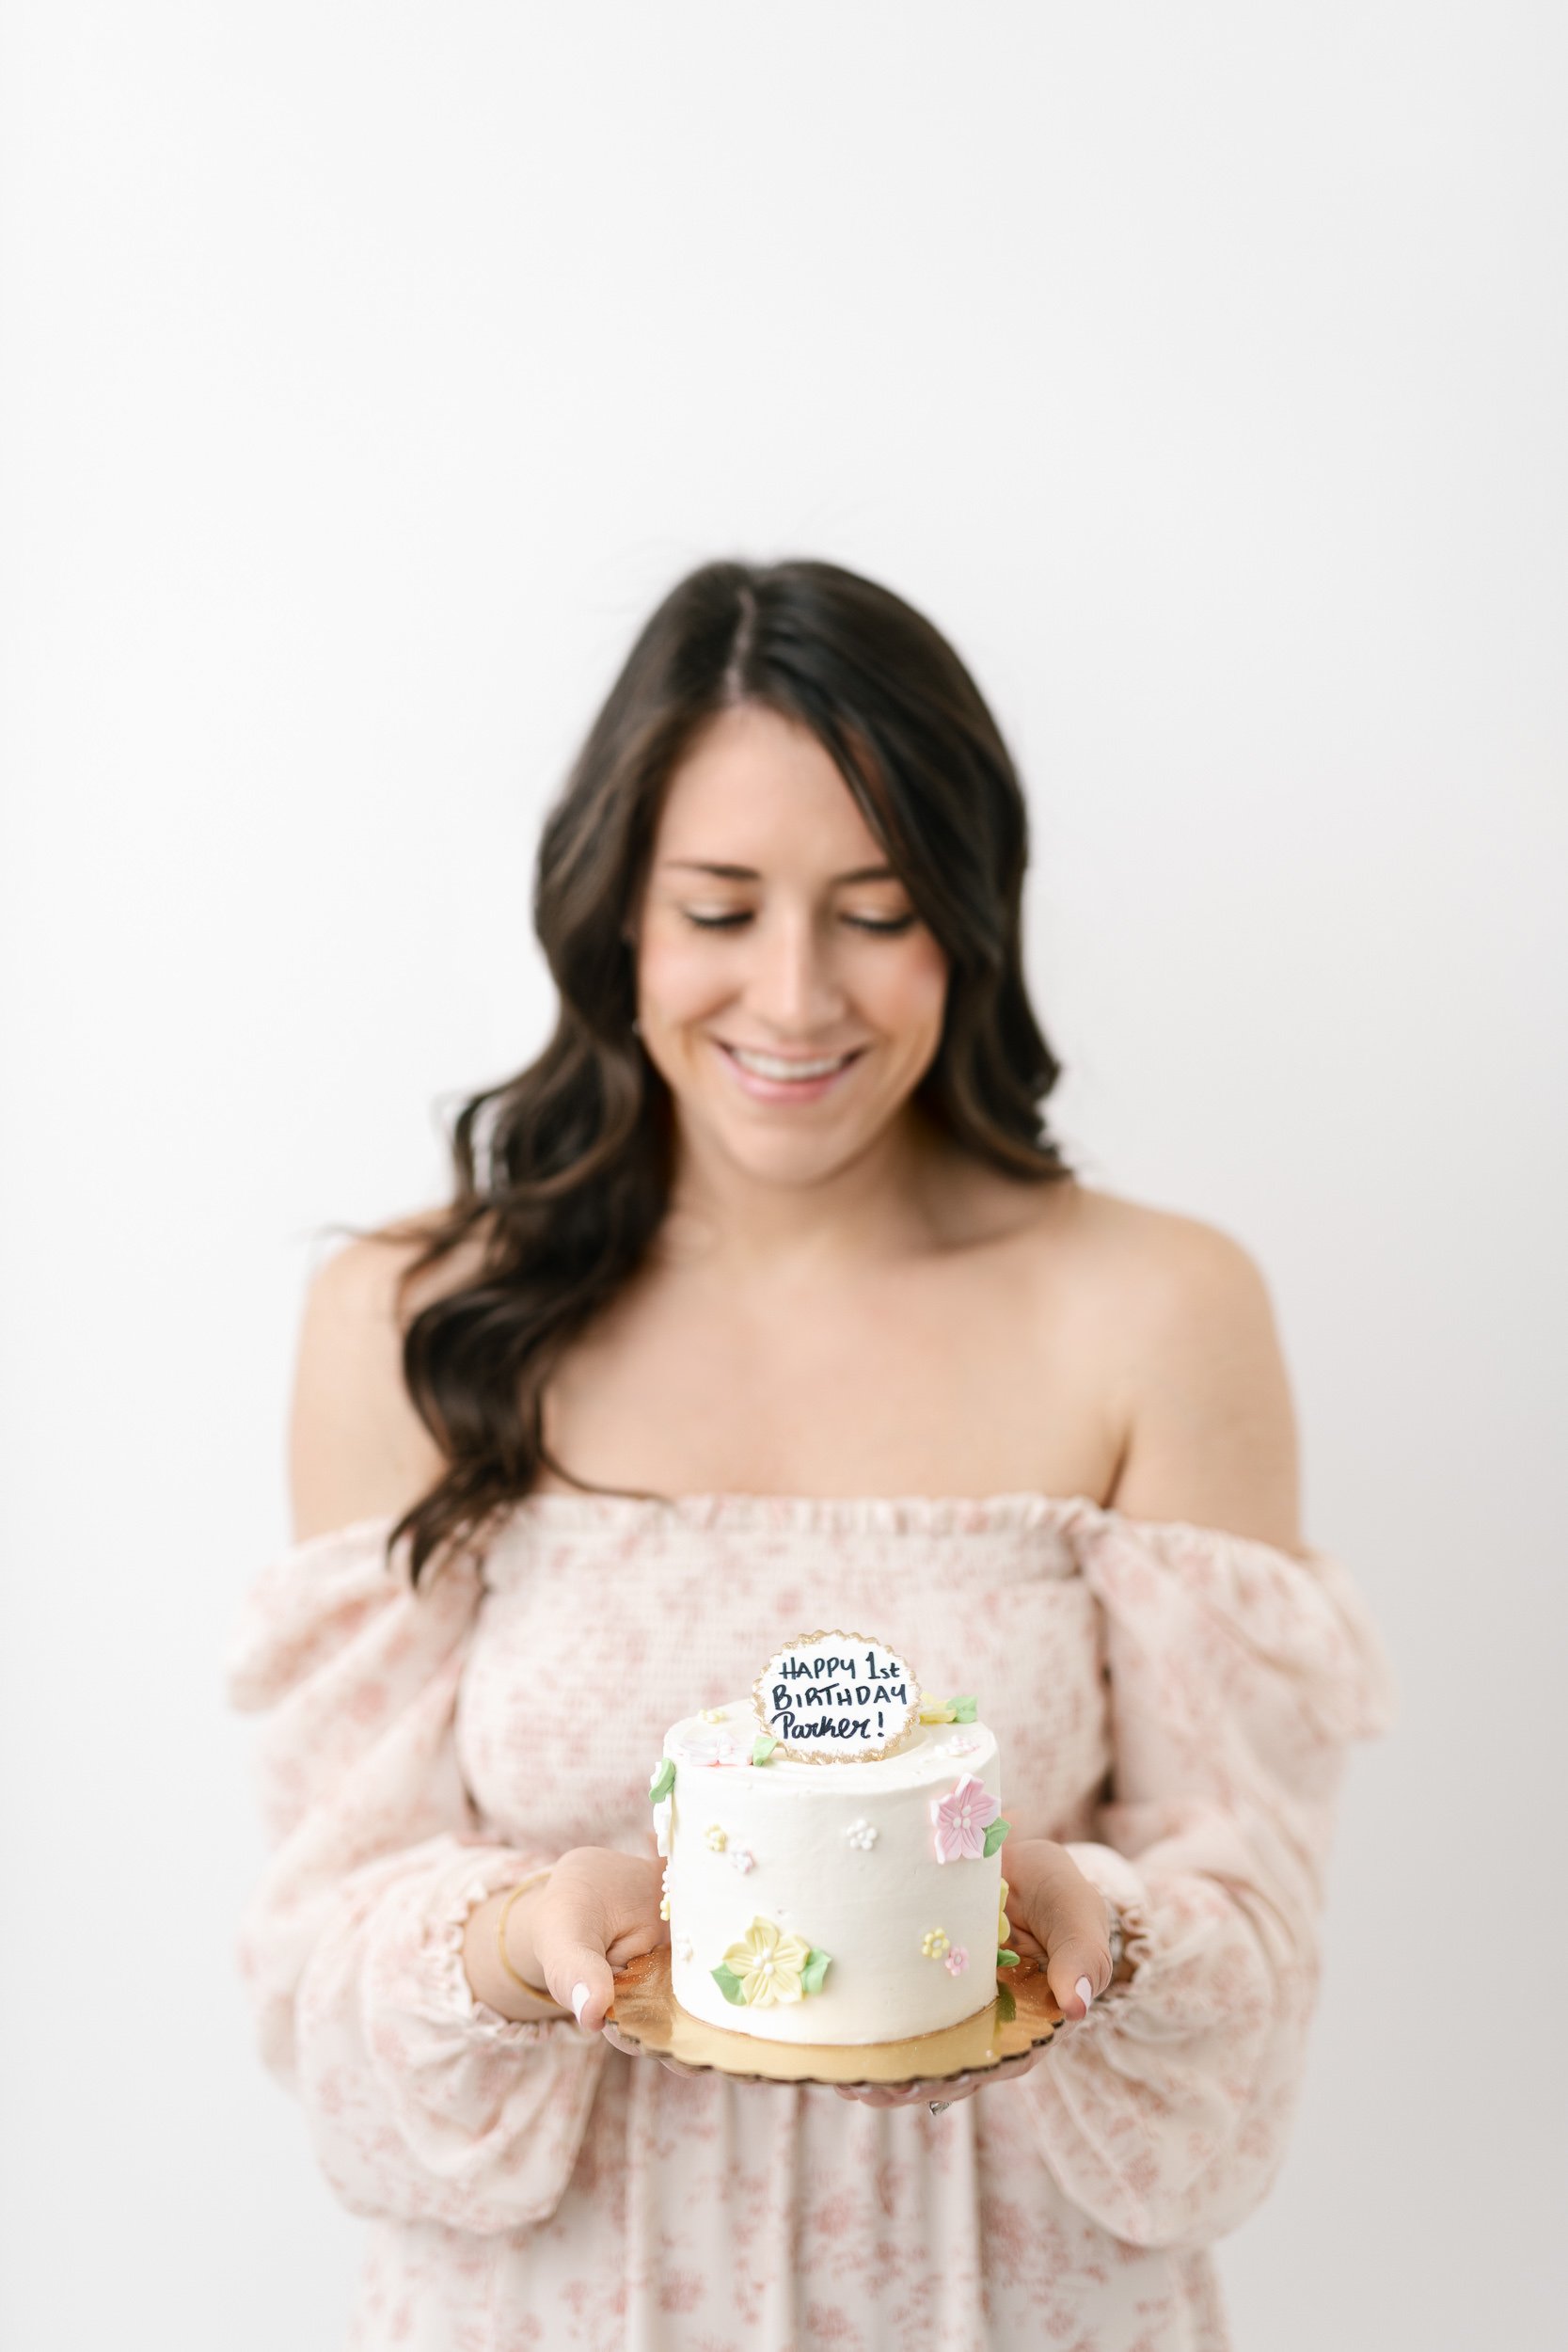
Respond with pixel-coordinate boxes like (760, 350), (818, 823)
(673, 1732), (743, 1767)
(943, 1945), (970, 1977)
(930, 1772), (1000, 1864)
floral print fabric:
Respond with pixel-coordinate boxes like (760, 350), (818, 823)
(225, 1490), (1398, 2349)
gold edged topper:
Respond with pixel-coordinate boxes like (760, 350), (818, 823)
(752, 1629), (922, 1765)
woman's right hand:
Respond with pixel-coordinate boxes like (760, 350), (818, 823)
(515, 1848), (669, 2032)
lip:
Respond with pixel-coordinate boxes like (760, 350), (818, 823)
(718, 1041), (865, 1064)
(712, 1039), (867, 1104)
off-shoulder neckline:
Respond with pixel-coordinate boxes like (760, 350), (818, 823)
(280, 1486), (1319, 1565)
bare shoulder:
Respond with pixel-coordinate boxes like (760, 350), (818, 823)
(1053, 1184), (1275, 1305)
(1039, 1184), (1306, 1554)
(286, 1210), (491, 1545)
(996, 1175), (1266, 1308)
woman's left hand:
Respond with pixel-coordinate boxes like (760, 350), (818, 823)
(833, 1836), (1117, 2108)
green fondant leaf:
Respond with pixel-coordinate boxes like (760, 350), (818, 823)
(711, 1963), (747, 2005)
(950, 1693), (978, 1723)
(995, 1947), (1020, 1968)
(982, 1817), (1010, 1857)
(751, 1734), (778, 1766)
(800, 1947), (832, 1995)
(995, 1984), (1018, 2025)
(648, 1757), (675, 1804)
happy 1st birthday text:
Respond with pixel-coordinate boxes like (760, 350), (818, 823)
(770, 1650), (910, 1740)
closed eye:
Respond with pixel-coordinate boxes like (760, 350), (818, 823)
(682, 913), (917, 935)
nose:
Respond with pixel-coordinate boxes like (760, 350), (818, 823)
(743, 903), (847, 1036)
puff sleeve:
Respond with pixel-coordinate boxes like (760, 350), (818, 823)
(224, 1516), (608, 2235)
(1022, 1505), (1399, 2250)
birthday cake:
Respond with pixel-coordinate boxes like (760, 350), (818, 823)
(647, 1630), (1014, 2045)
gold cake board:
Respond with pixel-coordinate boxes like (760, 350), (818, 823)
(607, 1947), (1065, 2087)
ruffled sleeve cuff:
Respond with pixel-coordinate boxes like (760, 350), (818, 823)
(425, 1845), (592, 2046)
(1057, 1838), (1157, 2016)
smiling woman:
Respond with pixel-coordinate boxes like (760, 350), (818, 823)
(360, 557), (1076, 1592)
(228, 554), (1397, 2352)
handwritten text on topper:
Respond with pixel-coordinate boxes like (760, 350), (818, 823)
(754, 1630), (921, 1759)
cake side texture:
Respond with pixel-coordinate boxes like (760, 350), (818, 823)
(660, 1700), (1005, 2045)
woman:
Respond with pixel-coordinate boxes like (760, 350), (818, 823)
(228, 557), (1397, 2349)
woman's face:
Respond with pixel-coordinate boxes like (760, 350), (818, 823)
(632, 703), (949, 1187)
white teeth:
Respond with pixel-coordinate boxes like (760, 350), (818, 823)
(727, 1046), (855, 1081)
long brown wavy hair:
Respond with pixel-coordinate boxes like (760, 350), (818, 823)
(356, 557), (1076, 1586)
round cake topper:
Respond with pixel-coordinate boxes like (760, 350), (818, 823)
(752, 1629), (921, 1763)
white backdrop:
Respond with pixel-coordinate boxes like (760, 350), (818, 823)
(2, 6), (1563, 2347)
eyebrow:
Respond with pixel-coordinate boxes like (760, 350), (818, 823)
(660, 860), (900, 885)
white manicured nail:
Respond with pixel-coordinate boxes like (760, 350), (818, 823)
(571, 1982), (591, 2025)
(1075, 1975), (1094, 2013)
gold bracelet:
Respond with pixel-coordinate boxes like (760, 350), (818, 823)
(496, 1869), (556, 2001)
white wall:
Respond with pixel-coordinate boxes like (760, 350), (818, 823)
(2, 6), (1562, 2346)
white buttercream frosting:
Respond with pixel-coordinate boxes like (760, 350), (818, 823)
(662, 1697), (1004, 2045)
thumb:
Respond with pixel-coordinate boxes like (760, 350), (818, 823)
(1041, 1892), (1115, 2024)
(534, 1924), (617, 2033)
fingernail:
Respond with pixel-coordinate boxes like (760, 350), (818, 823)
(570, 1982), (591, 2025)
(1075, 1975), (1094, 2014)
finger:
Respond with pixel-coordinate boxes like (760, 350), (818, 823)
(535, 1930), (616, 2032)
(841, 2050), (1041, 2107)
(597, 2020), (703, 2081)
(604, 1923), (669, 1966)
(921, 2075), (974, 2109)
(926, 2058), (1035, 2105)
(837, 2074), (970, 2108)
(982, 2052), (1036, 2084)
(1042, 1896), (1114, 2020)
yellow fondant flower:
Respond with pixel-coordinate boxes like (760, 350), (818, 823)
(721, 1917), (813, 2007)
(998, 1877), (1011, 1947)
(700, 1707), (728, 1723)
(921, 1927), (950, 1960)
(919, 1694), (957, 1724)
(704, 1823), (728, 1851)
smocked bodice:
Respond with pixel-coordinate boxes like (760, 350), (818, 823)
(455, 1488), (1113, 1860)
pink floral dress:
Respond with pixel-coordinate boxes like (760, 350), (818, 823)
(225, 1490), (1398, 2350)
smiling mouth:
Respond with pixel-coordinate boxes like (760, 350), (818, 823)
(717, 1042), (867, 1081)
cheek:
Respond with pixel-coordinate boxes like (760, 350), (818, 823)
(873, 938), (949, 1037)
(638, 923), (724, 1018)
